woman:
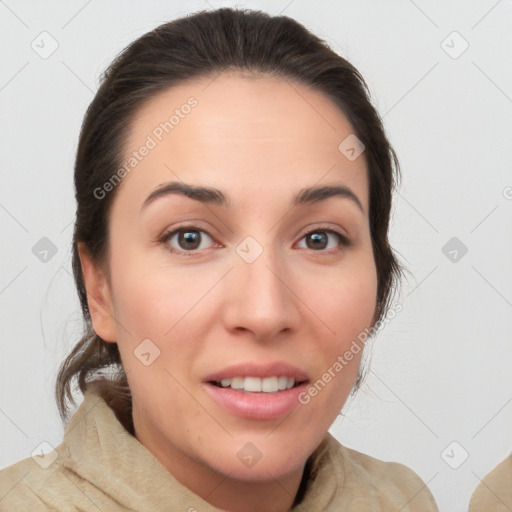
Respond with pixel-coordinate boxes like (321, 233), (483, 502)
(0, 8), (438, 511)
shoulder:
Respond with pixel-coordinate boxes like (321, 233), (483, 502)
(0, 456), (42, 511)
(323, 434), (439, 511)
(0, 451), (78, 512)
(0, 389), (119, 512)
(469, 455), (512, 511)
(0, 444), (103, 512)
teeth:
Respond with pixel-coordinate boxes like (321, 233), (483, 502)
(244, 377), (262, 392)
(261, 377), (278, 392)
(231, 377), (244, 389)
(216, 376), (298, 393)
(277, 376), (288, 390)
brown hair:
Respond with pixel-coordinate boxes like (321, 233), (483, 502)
(56, 7), (403, 422)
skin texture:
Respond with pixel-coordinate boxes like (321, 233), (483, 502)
(79, 72), (378, 512)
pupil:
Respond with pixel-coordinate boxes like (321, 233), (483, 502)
(179, 230), (200, 250)
(307, 232), (327, 250)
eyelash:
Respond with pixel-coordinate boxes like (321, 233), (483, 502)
(158, 224), (351, 257)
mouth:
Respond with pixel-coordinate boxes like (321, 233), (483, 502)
(202, 362), (310, 420)
(208, 376), (307, 393)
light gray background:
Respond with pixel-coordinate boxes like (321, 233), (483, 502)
(1, 1), (511, 511)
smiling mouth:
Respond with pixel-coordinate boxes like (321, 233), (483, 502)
(208, 376), (307, 393)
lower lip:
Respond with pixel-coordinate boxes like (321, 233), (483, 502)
(203, 382), (308, 420)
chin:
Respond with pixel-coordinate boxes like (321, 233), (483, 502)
(202, 436), (312, 482)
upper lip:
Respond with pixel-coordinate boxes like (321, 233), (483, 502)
(203, 362), (309, 383)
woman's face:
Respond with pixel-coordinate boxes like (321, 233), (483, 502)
(84, 72), (377, 487)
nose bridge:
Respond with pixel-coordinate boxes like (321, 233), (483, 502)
(242, 250), (284, 305)
(225, 239), (298, 338)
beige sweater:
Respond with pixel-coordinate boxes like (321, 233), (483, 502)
(0, 388), (438, 511)
(469, 455), (512, 511)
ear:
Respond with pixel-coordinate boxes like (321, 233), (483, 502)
(77, 242), (117, 343)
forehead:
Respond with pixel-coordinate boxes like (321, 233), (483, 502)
(117, 72), (368, 211)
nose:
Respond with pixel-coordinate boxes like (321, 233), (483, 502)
(221, 247), (300, 341)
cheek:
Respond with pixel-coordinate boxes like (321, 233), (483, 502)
(295, 253), (377, 405)
(300, 270), (376, 415)
(108, 248), (210, 336)
(303, 257), (378, 342)
(111, 274), (174, 338)
(107, 264), (203, 404)
(107, 251), (226, 379)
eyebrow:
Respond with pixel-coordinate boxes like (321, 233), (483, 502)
(141, 181), (364, 212)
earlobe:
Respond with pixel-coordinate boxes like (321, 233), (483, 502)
(77, 242), (117, 343)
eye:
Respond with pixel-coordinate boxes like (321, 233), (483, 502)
(296, 228), (348, 252)
(161, 227), (216, 254)
(159, 225), (349, 255)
